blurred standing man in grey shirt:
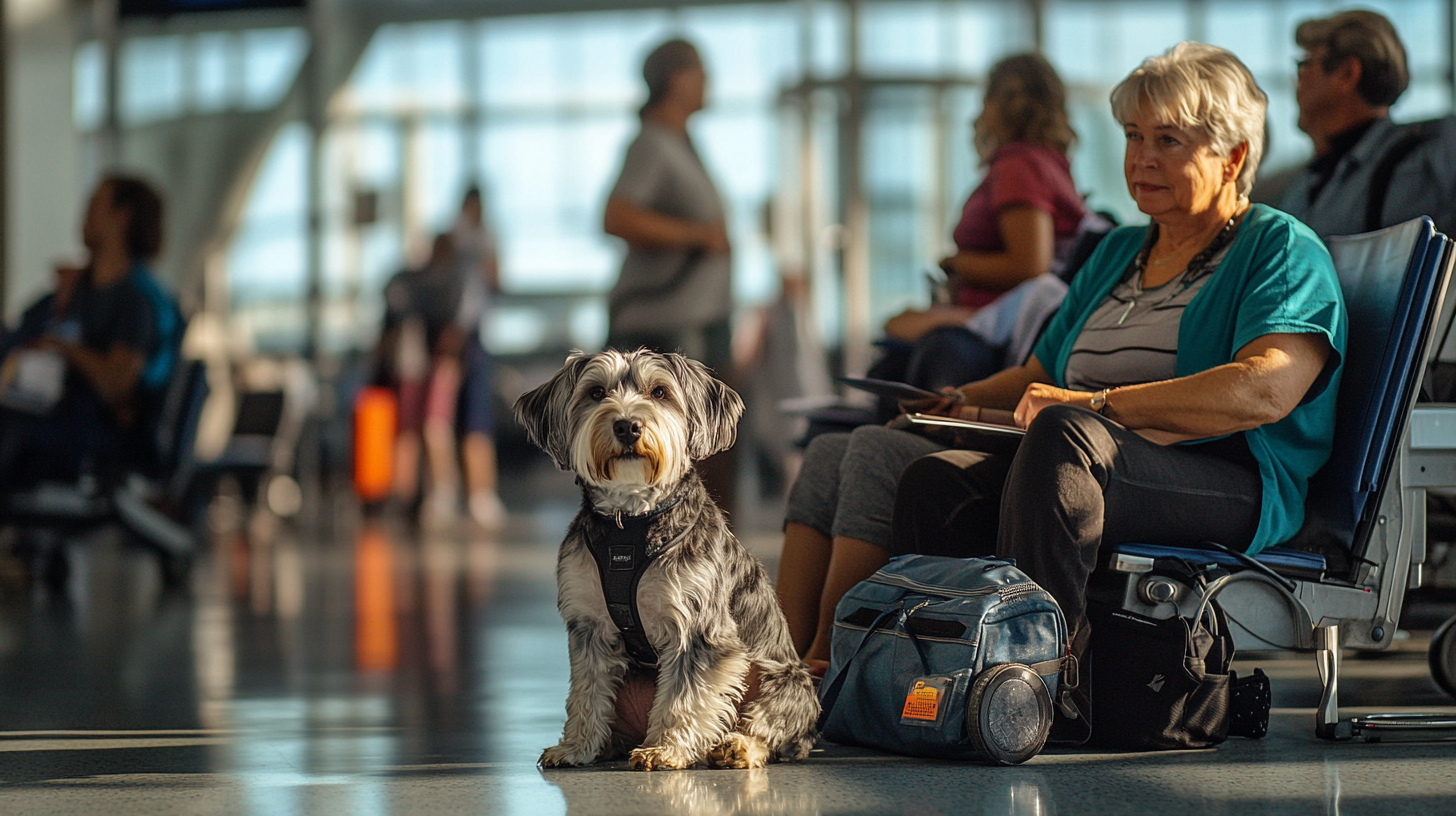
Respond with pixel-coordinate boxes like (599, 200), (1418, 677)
(603, 38), (738, 516)
(1280, 10), (1456, 237)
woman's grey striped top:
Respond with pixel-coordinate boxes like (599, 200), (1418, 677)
(1063, 244), (1231, 391)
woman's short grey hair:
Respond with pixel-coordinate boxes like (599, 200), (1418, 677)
(1110, 42), (1268, 196)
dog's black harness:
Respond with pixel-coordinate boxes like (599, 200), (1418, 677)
(584, 491), (685, 668)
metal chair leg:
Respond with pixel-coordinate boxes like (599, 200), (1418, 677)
(1316, 625), (1349, 740)
(1316, 623), (1456, 741)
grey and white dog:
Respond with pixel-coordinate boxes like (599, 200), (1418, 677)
(515, 349), (819, 771)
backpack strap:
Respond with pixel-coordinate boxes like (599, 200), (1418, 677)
(1366, 124), (1436, 233)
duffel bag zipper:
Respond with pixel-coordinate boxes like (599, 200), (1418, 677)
(997, 583), (1043, 602)
(869, 574), (1039, 600)
(832, 619), (978, 647)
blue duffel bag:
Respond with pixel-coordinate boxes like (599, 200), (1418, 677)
(818, 555), (1069, 765)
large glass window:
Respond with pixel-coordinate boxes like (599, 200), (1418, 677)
(241, 28), (310, 110)
(121, 35), (187, 126)
(77, 26), (309, 132)
(218, 1), (1456, 357)
(73, 41), (106, 131)
(236, 6), (808, 354)
(227, 122), (312, 352)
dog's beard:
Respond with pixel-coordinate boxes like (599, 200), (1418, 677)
(571, 405), (688, 515)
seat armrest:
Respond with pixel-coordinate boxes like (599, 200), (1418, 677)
(1407, 404), (1456, 488)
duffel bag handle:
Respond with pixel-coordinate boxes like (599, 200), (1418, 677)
(901, 599), (936, 676)
(817, 604), (901, 729)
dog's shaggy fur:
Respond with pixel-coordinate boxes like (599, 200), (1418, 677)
(515, 349), (819, 771)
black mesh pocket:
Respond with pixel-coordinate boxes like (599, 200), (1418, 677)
(1228, 668), (1271, 739)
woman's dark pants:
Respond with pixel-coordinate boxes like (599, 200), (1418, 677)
(891, 404), (1263, 637)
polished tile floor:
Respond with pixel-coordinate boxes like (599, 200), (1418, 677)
(1, 462), (1455, 815)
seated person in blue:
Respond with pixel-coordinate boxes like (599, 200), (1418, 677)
(0, 176), (169, 486)
(104, 176), (182, 401)
(105, 176), (184, 472)
(775, 44), (1347, 696)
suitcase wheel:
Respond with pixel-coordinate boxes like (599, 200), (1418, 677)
(966, 662), (1053, 766)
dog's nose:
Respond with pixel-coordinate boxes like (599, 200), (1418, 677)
(613, 419), (643, 446)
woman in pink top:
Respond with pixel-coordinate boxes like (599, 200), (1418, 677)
(886, 54), (1087, 340)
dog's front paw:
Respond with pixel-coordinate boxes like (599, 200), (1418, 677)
(706, 732), (769, 769)
(540, 742), (599, 768)
(629, 745), (694, 771)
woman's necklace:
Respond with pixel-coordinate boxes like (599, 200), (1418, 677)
(1117, 214), (1240, 325)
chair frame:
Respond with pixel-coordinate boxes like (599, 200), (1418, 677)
(1106, 218), (1456, 741)
(0, 359), (209, 587)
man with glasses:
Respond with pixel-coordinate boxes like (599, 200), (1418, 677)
(1280, 9), (1454, 238)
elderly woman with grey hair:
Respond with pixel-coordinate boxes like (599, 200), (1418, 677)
(777, 44), (1347, 691)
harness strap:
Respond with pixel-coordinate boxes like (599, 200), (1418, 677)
(589, 525), (660, 667)
(584, 491), (687, 668)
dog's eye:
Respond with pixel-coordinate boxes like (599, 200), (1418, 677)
(589, 386), (606, 401)
(651, 386), (668, 400)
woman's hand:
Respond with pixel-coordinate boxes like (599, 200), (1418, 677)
(1013, 382), (1093, 429)
(897, 387), (966, 418)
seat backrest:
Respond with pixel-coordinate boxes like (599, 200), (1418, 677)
(155, 359), (209, 486)
(1295, 218), (1452, 564)
(232, 390), (286, 437)
(1054, 210), (1119, 284)
(166, 360), (210, 503)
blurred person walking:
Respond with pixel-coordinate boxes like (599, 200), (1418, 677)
(603, 38), (738, 517)
(451, 187), (506, 531)
(379, 234), (466, 526)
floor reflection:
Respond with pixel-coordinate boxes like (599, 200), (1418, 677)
(548, 767), (822, 816)
(995, 776), (1057, 816)
(1, 465), (1455, 814)
(355, 524), (399, 673)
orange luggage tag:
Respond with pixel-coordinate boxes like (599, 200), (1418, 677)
(901, 676), (952, 726)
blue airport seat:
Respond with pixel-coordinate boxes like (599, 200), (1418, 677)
(1105, 217), (1456, 741)
(1112, 543), (1327, 582)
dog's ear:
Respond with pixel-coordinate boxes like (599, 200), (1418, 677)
(513, 351), (590, 470)
(666, 353), (744, 460)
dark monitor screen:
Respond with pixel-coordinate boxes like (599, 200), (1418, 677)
(120, 0), (305, 17)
